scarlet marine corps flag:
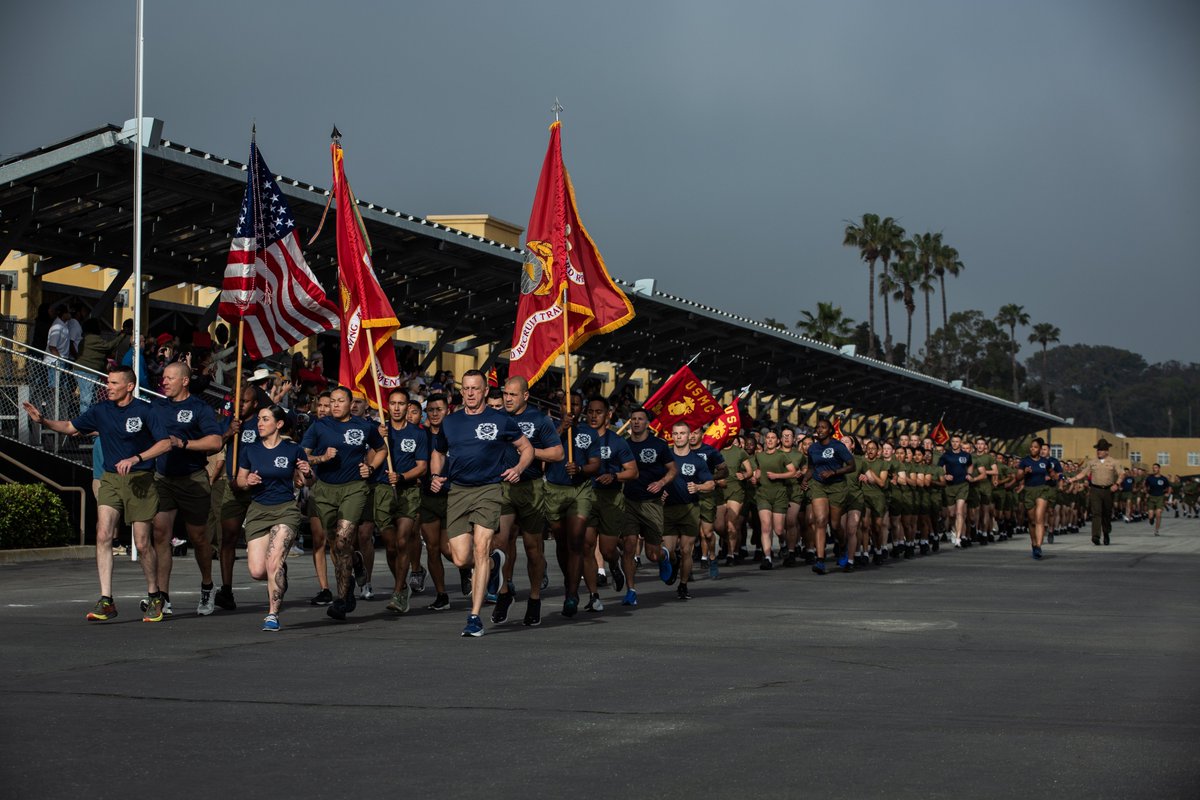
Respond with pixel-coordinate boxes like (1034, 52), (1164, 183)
(330, 139), (401, 409)
(831, 416), (845, 442)
(930, 417), (950, 446)
(644, 365), (722, 438)
(508, 121), (635, 385)
(702, 401), (743, 450)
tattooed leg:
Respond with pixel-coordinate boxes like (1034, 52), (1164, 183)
(332, 519), (356, 598)
(266, 524), (297, 615)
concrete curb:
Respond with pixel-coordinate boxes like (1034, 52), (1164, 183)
(0, 545), (93, 565)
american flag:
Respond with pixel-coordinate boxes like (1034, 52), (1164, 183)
(219, 139), (339, 359)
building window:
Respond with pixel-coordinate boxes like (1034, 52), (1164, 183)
(1157, 452), (1170, 466)
(1130, 451), (1141, 464)
(1050, 444), (1063, 460)
(1188, 453), (1200, 467)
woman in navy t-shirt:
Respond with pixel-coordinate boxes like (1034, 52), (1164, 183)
(1017, 436), (1054, 560)
(236, 405), (313, 631)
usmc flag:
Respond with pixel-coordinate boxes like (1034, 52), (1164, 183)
(508, 121), (634, 385)
(702, 401), (743, 450)
(644, 365), (722, 438)
(930, 418), (950, 446)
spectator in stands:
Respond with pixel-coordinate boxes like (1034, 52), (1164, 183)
(44, 304), (73, 395)
(296, 352), (329, 390)
(74, 318), (128, 412)
(210, 323), (235, 388)
(66, 302), (84, 360)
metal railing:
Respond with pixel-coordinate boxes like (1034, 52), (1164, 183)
(0, 450), (87, 545)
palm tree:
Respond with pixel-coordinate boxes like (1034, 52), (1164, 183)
(761, 316), (789, 331)
(918, 259), (936, 352)
(876, 217), (906, 362)
(933, 243), (964, 329)
(888, 255), (922, 364)
(843, 213), (898, 360)
(1028, 322), (1061, 411)
(996, 303), (1031, 400)
(796, 301), (855, 345)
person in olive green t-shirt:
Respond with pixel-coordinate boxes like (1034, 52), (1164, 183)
(750, 429), (797, 569)
(778, 428), (808, 566)
(860, 439), (891, 564)
(970, 437), (999, 541)
(719, 437), (753, 567)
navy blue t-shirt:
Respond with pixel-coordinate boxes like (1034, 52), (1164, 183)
(593, 429), (636, 490)
(545, 423), (601, 487)
(694, 442), (725, 476)
(624, 435), (674, 501)
(665, 450), (713, 506)
(1146, 475), (1170, 496)
(421, 426), (450, 496)
(151, 394), (223, 477)
(1046, 457), (1062, 480)
(1120, 475), (1134, 492)
(371, 422), (430, 486)
(71, 398), (166, 473)
(1019, 455), (1051, 487)
(300, 415), (385, 485)
(807, 439), (854, 484)
(436, 407), (524, 487)
(503, 406), (560, 482)
(222, 416), (259, 480)
(938, 449), (973, 485)
(238, 439), (308, 506)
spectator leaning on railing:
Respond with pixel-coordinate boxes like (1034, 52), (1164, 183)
(74, 319), (130, 413)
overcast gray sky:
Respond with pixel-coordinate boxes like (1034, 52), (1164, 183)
(2, 0), (1197, 364)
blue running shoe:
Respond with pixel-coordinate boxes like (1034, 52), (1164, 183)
(461, 614), (484, 637)
(1032, 546), (1043, 560)
(812, 561), (827, 576)
(708, 559), (719, 580)
(837, 555), (849, 569)
(658, 549), (674, 584)
(486, 549), (505, 597)
(562, 595), (579, 618)
(261, 614), (280, 632)
(621, 588), (638, 607)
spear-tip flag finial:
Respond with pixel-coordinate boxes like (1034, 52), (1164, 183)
(551, 98), (563, 122)
(331, 125), (342, 141)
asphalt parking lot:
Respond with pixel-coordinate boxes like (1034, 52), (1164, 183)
(2, 518), (1197, 799)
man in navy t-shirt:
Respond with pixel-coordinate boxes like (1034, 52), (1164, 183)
(429, 370), (533, 637)
(664, 421), (715, 599)
(584, 395), (637, 607)
(938, 434), (974, 547)
(621, 408), (679, 603)
(24, 367), (172, 622)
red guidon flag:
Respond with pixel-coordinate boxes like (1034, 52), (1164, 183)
(331, 140), (401, 409)
(702, 402), (743, 450)
(508, 121), (634, 385)
(644, 365), (722, 438)
(930, 418), (949, 446)
(219, 137), (339, 359)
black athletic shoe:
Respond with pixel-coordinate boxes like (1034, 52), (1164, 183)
(759, 557), (773, 571)
(214, 585), (237, 610)
(459, 567), (473, 596)
(677, 583), (691, 600)
(343, 588), (357, 614)
(326, 599), (347, 621)
(871, 551), (883, 566)
(919, 542), (930, 555)
(597, 572), (609, 588)
(352, 550), (366, 587)
(429, 593), (451, 611)
(930, 538), (940, 552)
(803, 550), (817, 565)
(523, 598), (542, 627)
(724, 555), (735, 567)
(491, 591), (514, 624)
(666, 555), (680, 586)
(610, 558), (625, 593)
(309, 588), (333, 606)
(903, 545), (914, 559)
(783, 550), (798, 567)
(752, 549), (764, 562)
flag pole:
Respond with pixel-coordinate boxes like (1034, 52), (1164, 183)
(365, 328), (395, 475)
(231, 318), (245, 468)
(561, 285), (573, 462)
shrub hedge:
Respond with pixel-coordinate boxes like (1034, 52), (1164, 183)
(0, 484), (72, 549)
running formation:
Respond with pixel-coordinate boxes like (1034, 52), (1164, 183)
(24, 366), (1189, 636)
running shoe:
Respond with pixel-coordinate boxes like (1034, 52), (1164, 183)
(326, 599), (348, 621)
(352, 550), (366, 587)
(708, 559), (719, 580)
(812, 560), (827, 576)
(261, 614), (280, 632)
(666, 553), (681, 586)
(597, 571), (609, 588)
(309, 588), (333, 606)
(1092, 536), (1101, 546)
(289, 543), (305, 557)
(782, 550), (797, 568)
(86, 597), (117, 622)
(836, 555), (849, 570)
(196, 587), (216, 618)
(658, 550), (675, 584)
(930, 538), (940, 552)
(540, 573), (549, 591)
(162, 594), (173, 616)
(408, 568), (427, 594)
(143, 594), (165, 623)
(429, 593), (451, 611)
(492, 591), (514, 624)
(919, 542), (930, 555)
(523, 598), (542, 626)
(677, 583), (691, 600)
(343, 588), (357, 614)
(361, 583), (375, 601)
(486, 549), (506, 597)
(610, 558), (626, 593)
(214, 585), (236, 611)
(1103, 533), (1110, 545)
(386, 587), (412, 615)
(621, 588), (638, 607)
(753, 548), (764, 562)
(585, 593), (604, 613)
(1047, 532), (1055, 544)
(724, 555), (735, 567)
(459, 567), (473, 596)
(759, 558), (773, 571)
(506, 581), (519, 602)
(562, 595), (579, 618)
(1032, 546), (1043, 560)
(461, 614), (484, 637)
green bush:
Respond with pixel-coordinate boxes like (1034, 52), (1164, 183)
(0, 484), (73, 549)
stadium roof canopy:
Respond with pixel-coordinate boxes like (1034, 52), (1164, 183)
(0, 123), (1063, 441)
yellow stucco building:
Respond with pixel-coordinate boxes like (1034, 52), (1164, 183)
(1039, 426), (1200, 476)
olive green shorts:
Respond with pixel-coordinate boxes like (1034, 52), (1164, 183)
(420, 491), (447, 526)
(220, 480), (254, 522)
(395, 485), (421, 521)
(976, 485), (994, 507)
(155, 469), (212, 526)
(544, 481), (594, 523)
(755, 482), (789, 514)
(312, 480), (369, 531)
(723, 481), (745, 506)
(698, 490), (717, 524)
(809, 478), (849, 508)
(97, 469), (159, 523)
(861, 490), (887, 517)
(446, 482), (502, 537)
(501, 480), (546, 533)
(365, 482), (399, 529)
(943, 481), (969, 504)
(1023, 485), (1051, 510)
(663, 503), (700, 538)
(624, 497), (665, 545)
(588, 488), (627, 537)
(1117, 491), (1131, 503)
(1148, 495), (1166, 511)
(711, 483), (725, 507)
(243, 500), (301, 541)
